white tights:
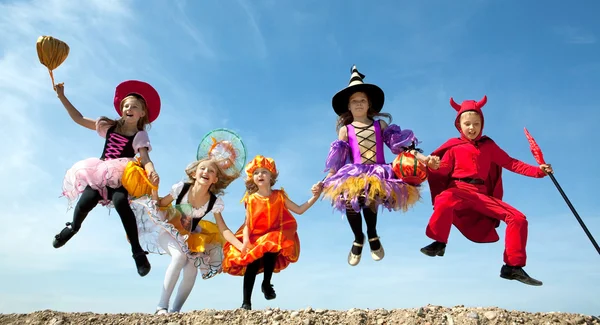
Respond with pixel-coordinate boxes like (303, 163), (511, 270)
(157, 231), (198, 312)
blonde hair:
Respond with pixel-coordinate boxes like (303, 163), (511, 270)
(244, 169), (279, 195)
(335, 92), (392, 131)
(98, 94), (151, 133)
(184, 157), (240, 196)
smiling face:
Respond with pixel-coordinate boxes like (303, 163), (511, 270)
(459, 111), (482, 140)
(252, 167), (272, 188)
(120, 96), (147, 125)
(194, 160), (219, 186)
(348, 92), (370, 118)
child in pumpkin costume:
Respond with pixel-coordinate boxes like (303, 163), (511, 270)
(222, 155), (322, 310)
(422, 95), (553, 286)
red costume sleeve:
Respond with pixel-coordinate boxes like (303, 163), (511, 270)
(436, 146), (454, 176)
(488, 140), (546, 178)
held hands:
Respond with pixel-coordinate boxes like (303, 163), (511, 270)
(311, 181), (324, 197)
(240, 241), (255, 256)
(424, 155), (441, 170)
(147, 169), (160, 187)
(540, 164), (553, 174)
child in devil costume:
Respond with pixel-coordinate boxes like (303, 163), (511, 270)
(422, 95), (552, 286)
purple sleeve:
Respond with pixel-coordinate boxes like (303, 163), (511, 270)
(324, 140), (350, 172)
(382, 124), (419, 154)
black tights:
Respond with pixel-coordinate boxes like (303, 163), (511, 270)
(243, 252), (277, 304)
(346, 198), (380, 254)
(71, 186), (143, 254)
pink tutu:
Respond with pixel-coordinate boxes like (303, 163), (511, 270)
(62, 157), (134, 208)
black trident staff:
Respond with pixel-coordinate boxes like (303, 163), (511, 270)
(524, 128), (600, 256)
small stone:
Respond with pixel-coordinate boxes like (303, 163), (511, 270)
(290, 311), (299, 318)
(272, 322), (280, 325)
(273, 314), (283, 321)
(213, 315), (224, 320)
(417, 308), (425, 317)
(468, 312), (479, 319)
(264, 310), (274, 316)
(377, 319), (385, 325)
(484, 311), (497, 320)
(315, 309), (326, 314)
(302, 319), (313, 325)
(304, 307), (313, 313)
(167, 322), (181, 325)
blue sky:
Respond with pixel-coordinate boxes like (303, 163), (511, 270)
(1, 0), (599, 316)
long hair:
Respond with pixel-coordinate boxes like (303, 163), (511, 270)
(98, 94), (151, 133)
(184, 157), (240, 196)
(335, 93), (392, 131)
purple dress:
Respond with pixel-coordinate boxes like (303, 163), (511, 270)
(322, 120), (421, 213)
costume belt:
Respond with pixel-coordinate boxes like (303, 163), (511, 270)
(452, 177), (484, 185)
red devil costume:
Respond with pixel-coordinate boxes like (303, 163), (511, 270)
(421, 95), (548, 286)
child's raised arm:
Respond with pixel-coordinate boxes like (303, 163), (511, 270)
(284, 182), (323, 215)
(55, 83), (97, 130)
(213, 212), (244, 252)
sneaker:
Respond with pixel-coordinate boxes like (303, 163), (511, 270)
(500, 265), (543, 286)
(155, 308), (168, 315)
(420, 241), (446, 257)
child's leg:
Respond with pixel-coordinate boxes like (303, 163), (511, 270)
(345, 204), (365, 255)
(261, 252), (277, 300)
(53, 186), (102, 248)
(157, 232), (188, 311)
(170, 259), (198, 312)
(362, 206), (380, 250)
(110, 186), (151, 276)
(242, 259), (260, 309)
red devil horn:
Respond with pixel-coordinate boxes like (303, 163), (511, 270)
(449, 97), (461, 111)
(476, 95), (488, 109)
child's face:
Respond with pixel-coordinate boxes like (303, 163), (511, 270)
(121, 97), (146, 123)
(348, 92), (369, 118)
(459, 112), (482, 140)
(252, 167), (272, 188)
(195, 161), (219, 186)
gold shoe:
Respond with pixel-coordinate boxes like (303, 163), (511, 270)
(369, 237), (385, 261)
(347, 237), (365, 266)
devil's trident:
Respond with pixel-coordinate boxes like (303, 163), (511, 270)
(524, 128), (600, 256)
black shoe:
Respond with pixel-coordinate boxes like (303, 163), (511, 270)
(261, 283), (276, 300)
(420, 241), (446, 257)
(500, 265), (543, 286)
(53, 222), (78, 248)
(133, 251), (151, 277)
(240, 302), (252, 310)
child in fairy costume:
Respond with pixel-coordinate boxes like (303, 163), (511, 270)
(323, 65), (437, 266)
(422, 96), (553, 286)
(52, 80), (161, 277)
(130, 129), (247, 313)
(222, 155), (323, 310)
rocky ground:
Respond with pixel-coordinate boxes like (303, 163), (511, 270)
(1, 305), (598, 325)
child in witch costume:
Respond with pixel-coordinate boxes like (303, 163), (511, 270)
(222, 155), (322, 310)
(323, 65), (437, 266)
(422, 95), (553, 286)
(52, 80), (161, 277)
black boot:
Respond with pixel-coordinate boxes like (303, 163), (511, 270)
(133, 251), (151, 277)
(420, 241), (446, 257)
(261, 283), (276, 300)
(240, 302), (252, 310)
(53, 222), (78, 248)
(500, 265), (543, 286)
